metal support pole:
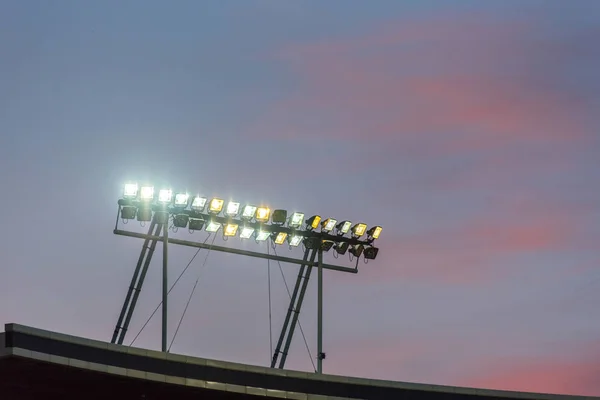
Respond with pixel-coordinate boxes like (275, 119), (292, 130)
(317, 247), (324, 374)
(278, 249), (317, 369)
(112, 219), (157, 343)
(117, 223), (163, 345)
(162, 220), (168, 352)
(271, 249), (310, 368)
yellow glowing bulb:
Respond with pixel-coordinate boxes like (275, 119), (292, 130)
(274, 232), (288, 245)
(256, 207), (270, 222)
(353, 223), (367, 237)
(372, 226), (382, 239)
(224, 223), (239, 237)
(209, 198), (224, 213)
(311, 216), (322, 229)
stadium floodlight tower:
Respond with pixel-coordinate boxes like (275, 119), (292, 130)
(112, 182), (382, 374)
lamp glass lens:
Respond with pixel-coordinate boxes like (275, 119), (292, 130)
(140, 186), (154, 201)
(226, 202), (240, 216)
(256, 207), (270, 222)
(274, 232), (287, 245)
(158, 189), (172, 203)
(124, 183), (138, 198)
(240, 227), (255, 239)
(206, 221), (221, 232)
(224, 223), (239, 236)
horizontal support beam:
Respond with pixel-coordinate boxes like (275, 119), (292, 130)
(114, 229), (358, 274)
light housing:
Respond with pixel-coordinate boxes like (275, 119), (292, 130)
(173, 214), (189, 228)
(321, 240), (334, 252)
(350, 244), (364, 258)
(188, 217), (204, 231)
(306, 215), (321, 230)
(136, 207), (152, 222)
(240, 226), (255, 239)
(288, 235), (303, 247)
(273, 232), (288, 245)
(123, 183), (138, 199)
(154, 210), (169, 224)
(368, 226), (382, 240)
(351, 223), (367, 238)
(174, 193), (190, 208)
(205, 220), (221, 233)
(121, 206), (137, 220)
(241, 205), (257, 220)
(139, 186), (155, 202)
(209, 198), (224, 214)
(303, 237), (320, 249)
(336, 221), (352, 235)
(272, 209), (287, 225)
(191, 196), (207, 211)
(321, 218), (337, 233)
(289, 212), (304, 228)
(364, 246), (379, 260)
(224, 223), (239, 237)
(335, 242), (349, 255)
(256, 207), (271, 222)
(158, 189), (173, 204)
(255, 229), (271, 241)
(225, 202), (240, 217)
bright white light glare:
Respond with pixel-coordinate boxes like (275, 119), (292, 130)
(205, 221), (221, 233)
(242, 205), (257, 219)
(226, 202), (240, 216)
(123, 183), (138, 198)
(191, 196), (207, 210)
(158, 189), (173, 203)
(174, 193), (190, 207)
(256, 207), (270, 222)
(209, 198), (224, 213)
(340, 221), (352, 234)
(255, 230), (270, 241)
(289, 212), (304, 228)
(224, 223), (239, 236)
(289, 235), (303, 247)
(140, 186), (154, 201)
(323, 218), (337, 232)
(240, 226), (255, 239)
(274, 232), (287, 245)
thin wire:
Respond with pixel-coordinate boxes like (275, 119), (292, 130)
(168, 234), (217, 352)
(273, 247), (316, 372)
(129, 234), (211, 347)
(267, 244), (273, 359)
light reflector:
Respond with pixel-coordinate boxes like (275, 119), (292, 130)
(240, 226), (255, 239)
(368, 226), (382, 240)
(140, 186), (154, 201)
(205, 220), (221, 233)
(352, 223), (367, 238)
(209, 198), (224, 214)
(335, 242), (349, 255)
(350, 244), (364, 258)
(321, 218), (337, 233)
(289, 235), (303, 247)
(191, 196), (207, 211)
(123, 183), (138, 199)
(273, 232), (288, 245)
(255, 230), (271, 241)
(289, 212), (304, 228)
(174, 193), (190, 207)
(337, 221), (352, 235)
(158, 189), (172, 204)
(364, 246), (379, 260)
(321, 240), (334, 252)
(173, 214), (189, 228)
(225, 202), (240, 217)
(256, 207), (271, 222)
(241, 205), (257, 220)
(224, 223), (239, 237)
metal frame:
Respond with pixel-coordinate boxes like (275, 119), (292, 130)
(112, 205), (359, 373)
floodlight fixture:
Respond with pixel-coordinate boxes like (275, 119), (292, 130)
(335, 242), (349, 255)
(158, 189), (173, 204)
(224, 223), (239, 237)
(289, 235), (303, 247)
(351, 223), (367, 238)
(205, 220), (221, 233)
(123, 183), (138, 199)
(174, 193), (190, 208)
(336, 221), (352, 235)
(273, 232), (288, 245)
(321, 240), (334, 252)
(350, 244), (364, 258)
(321, 218), (337, 233)
(272, 209), (287, 225)
(368, 226), (382, 240)
(241, 205), (257, 220)
(303, 237), (320, 250)
(255, 229), (271, 241)
(289, 212), (304, 228)
(154, 210), (169, 224)
(188, 217), (204, 231)
(139, 186), (154, 202)
(364, 246), (379, 260)
(191, 196), (207, 211)
(136, 207), (152, 222)
(225, 201), (240, 217)
(209, 198), (224, 214)
(120, 206), (137, 220)
(173, 214), (189, 228)
(240, 226), (255, 239)
(256, 207), (271, 222)
(306, 215), (321, 231)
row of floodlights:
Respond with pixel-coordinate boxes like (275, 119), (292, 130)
(122, 183), (382, 240)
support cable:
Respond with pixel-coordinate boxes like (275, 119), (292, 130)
(273, 246), (316, 372)
(168, 233), (217, 352)
(129, 234), (212, 347)
(267, 245), (274, 358)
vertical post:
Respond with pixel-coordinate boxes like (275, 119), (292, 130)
(162, 221), (168, 352)
(317, 247), (324, 374)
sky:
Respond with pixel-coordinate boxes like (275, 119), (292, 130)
(0, 0), (599, 396)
